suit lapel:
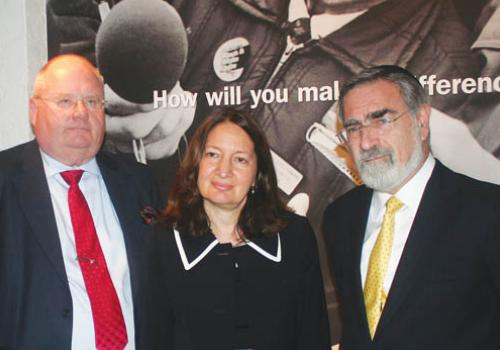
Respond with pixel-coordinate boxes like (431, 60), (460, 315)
(376, 162), (456, 335)
(346, 187), (374, 339)
(97, 153), (145, 305)
(16, 144), (149, 310)
(18, 141), (69, 284)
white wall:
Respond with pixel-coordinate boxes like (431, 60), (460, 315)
(0, 0), (46, 151)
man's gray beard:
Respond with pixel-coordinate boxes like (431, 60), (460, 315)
(354, 123), (424, 192)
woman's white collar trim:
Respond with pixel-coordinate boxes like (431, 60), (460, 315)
(174, 229), (282, 270)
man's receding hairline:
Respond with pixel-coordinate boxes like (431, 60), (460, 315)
(340, 77), (420, 123)
(33, 54), (103, 96)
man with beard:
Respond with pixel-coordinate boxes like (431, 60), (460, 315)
(323, 65), (500, 350)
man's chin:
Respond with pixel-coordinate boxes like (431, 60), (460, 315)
(358, 162), (397, 191)
(65, 139), (94, 150)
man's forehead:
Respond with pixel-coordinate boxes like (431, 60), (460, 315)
(39, 65), (103, 94)
(343, 81), (403, 114)
(46, 63), (98, 82)
(37, 55), (102, 85)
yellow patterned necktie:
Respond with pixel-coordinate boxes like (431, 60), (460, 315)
(364, 196), (403, 339)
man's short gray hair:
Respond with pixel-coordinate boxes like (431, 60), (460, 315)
(338, 65), (430, 122)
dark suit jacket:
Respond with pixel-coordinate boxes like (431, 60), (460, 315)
(0, 140), (159, 350)
(323, 160), (500, 350)
(141, 213), (331, 350)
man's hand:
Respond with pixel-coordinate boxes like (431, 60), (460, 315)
(104, 83), (196, 161)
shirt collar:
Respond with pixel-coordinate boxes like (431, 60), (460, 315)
(40, 148), (101, 179)
(174, 229), (282, 271)
(287, 0), (366, 39)
(310, 10), (366, 39)
(372, 154), (435, 212)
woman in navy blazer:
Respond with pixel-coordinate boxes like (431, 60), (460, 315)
(140, 109), (330, 350)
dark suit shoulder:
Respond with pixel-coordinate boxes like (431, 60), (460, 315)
(282, 211), (312, 234)
(146, 222), (179, 261)
(97, 150), (152, 176)
(97, 150), (161, 208)
(323, 185), (373, 229)
(435, 160), (500, 205)
(279, 213), (323, 268)
(329, 184), (370, 206)
(0, 141), (34, 178)
(0, 142), (40, 200)
(279, 212), (315, 244)
(151, 221), (176, 244)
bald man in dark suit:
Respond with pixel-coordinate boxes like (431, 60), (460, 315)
(0, 55), (159, 349)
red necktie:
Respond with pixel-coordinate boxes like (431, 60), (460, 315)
(61, 170), (128, 350)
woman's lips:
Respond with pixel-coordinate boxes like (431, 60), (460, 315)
(212, 181), (233, 191)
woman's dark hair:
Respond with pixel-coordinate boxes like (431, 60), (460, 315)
(162, 109), (291, 238)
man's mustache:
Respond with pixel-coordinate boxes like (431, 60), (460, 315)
(359, 147), (393, 163)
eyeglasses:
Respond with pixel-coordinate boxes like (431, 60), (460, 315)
(34, 96), (105, 111)
(336, 109), (411, 144)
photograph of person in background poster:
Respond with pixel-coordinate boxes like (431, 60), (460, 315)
(46, 0), (500, 342)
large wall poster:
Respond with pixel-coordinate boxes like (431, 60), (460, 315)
(47, 0), (500, 342)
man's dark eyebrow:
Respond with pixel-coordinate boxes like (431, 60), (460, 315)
(368, 108), (392, 119)
(343, 108), (395, 126)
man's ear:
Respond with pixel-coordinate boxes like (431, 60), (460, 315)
(416, 103), (431, 142)
(29, 97), (38, 126)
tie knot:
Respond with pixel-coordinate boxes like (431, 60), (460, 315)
(386, 196), (403, 214)
(61, 170), (84, 186)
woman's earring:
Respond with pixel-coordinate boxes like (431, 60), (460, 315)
(251, 185), (256, 194)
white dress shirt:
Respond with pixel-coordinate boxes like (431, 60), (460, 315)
(41, 150), (135, 350)
(360, 155), (436, 292)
